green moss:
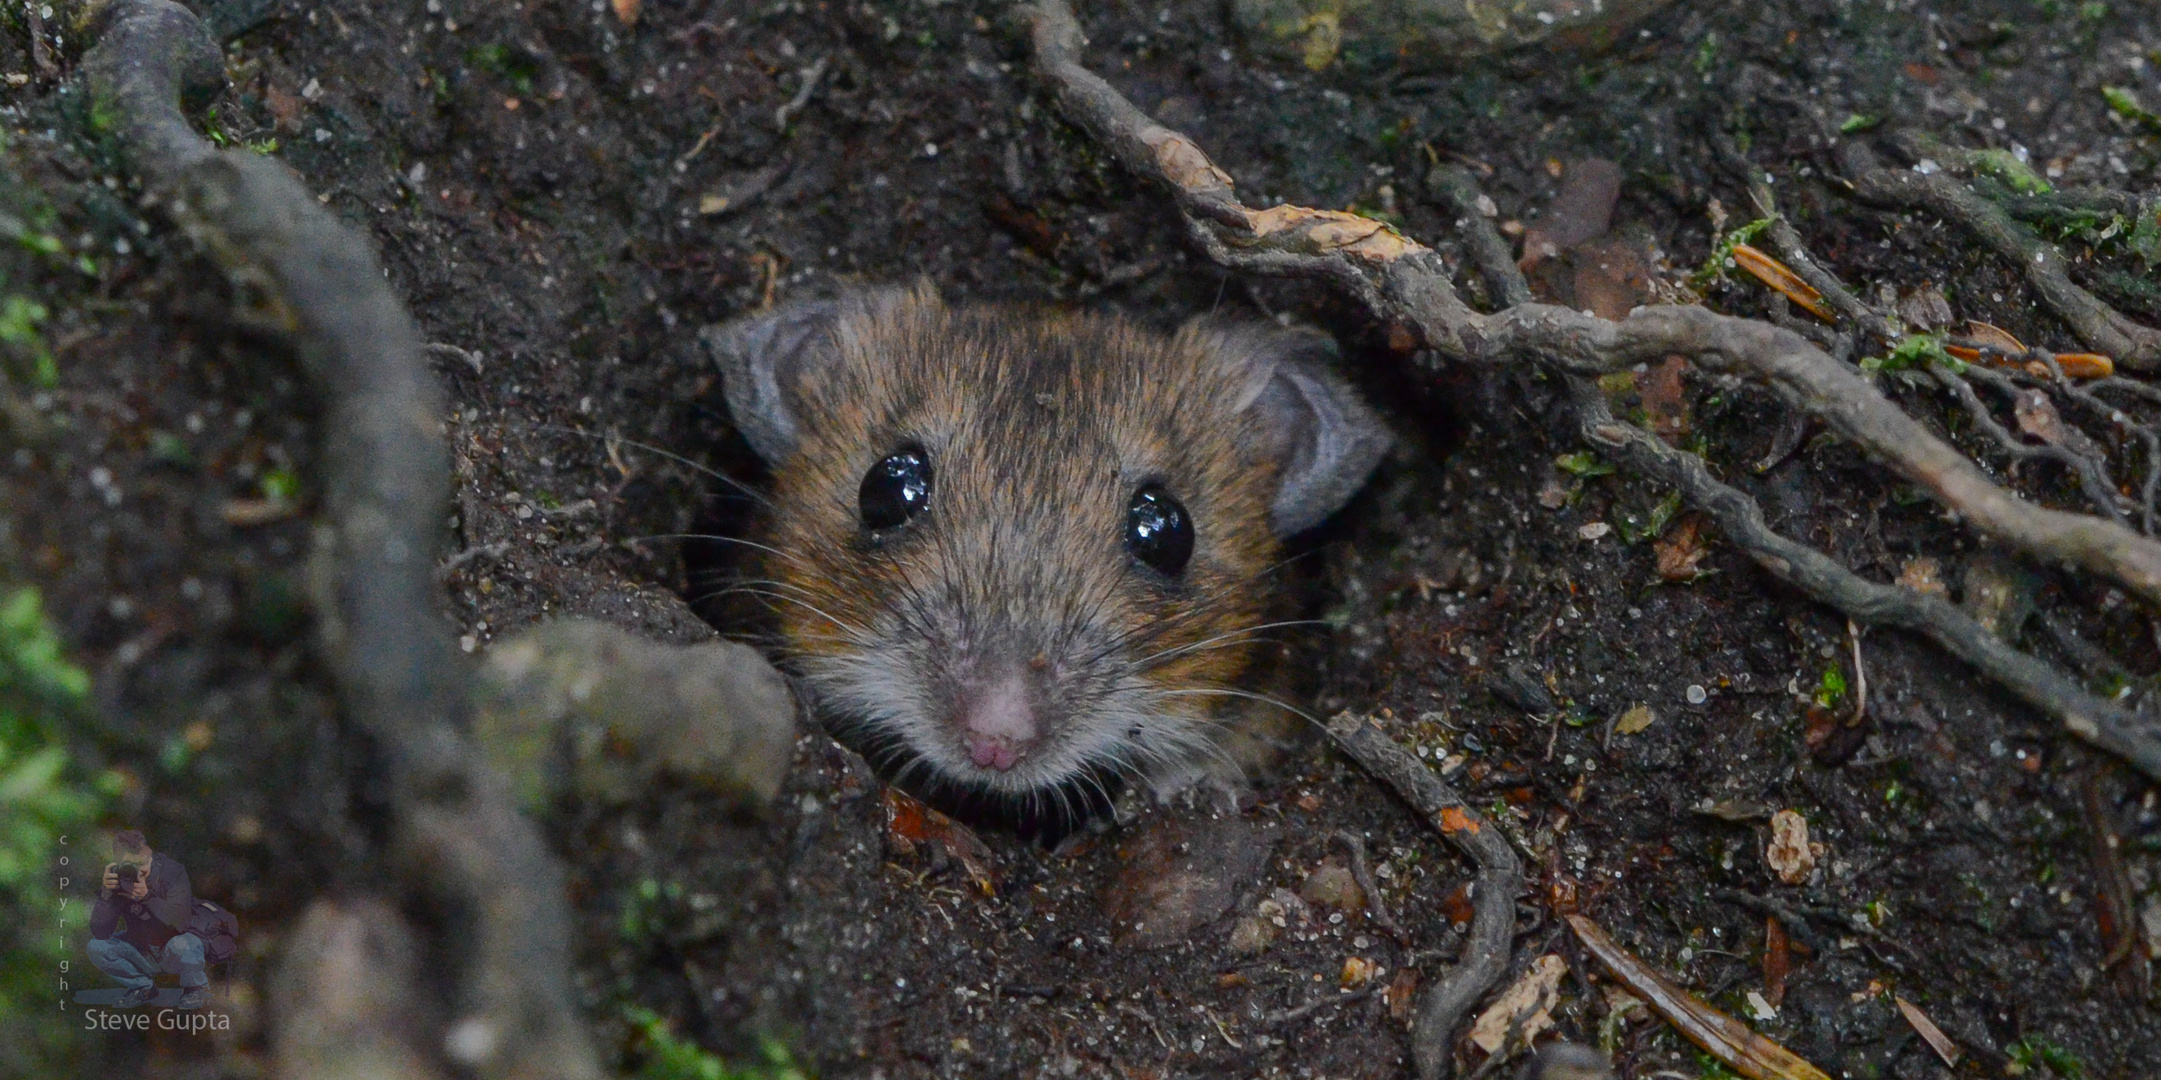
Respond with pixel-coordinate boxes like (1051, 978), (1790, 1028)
(1692, 217), (1772, 286)
(0, 295), (54, 386)
(623, 1005), (807, 1080)
(2103, 86), (2161, 133)
(1815, 664), (1848, 708)
(260, 467), (301, 501)
(1967, 148), (2051, 195)
(1860, 332), (1955, 376)
(2009, 1036), (2087, 1078)
(1554, 451), (1615, 478)
(467, 43), (541, 96)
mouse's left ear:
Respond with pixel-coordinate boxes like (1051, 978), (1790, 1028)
(1214, 326), (1394, 537)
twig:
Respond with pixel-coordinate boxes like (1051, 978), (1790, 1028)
(1017, 0), (2161, 781)
(666, 16), (738, 43)
(1846, 620), (1867, 728)
(773, 56), (830, 129)
(1706, 888), (1830, 954)
(85, 6), (603, 1079)
(2079, 768), (2151, 996)
(1325, 713), (1521, 1080)
(26, 2), (58, 81)
(425, 341), (484, 374)
(1934, 365), (2130, 528)
(1257, 984), (1380, 1026)
(440, 541), (509, 575)
(1428, 163), (1531, 308)
(1334, 829), (1409, 945)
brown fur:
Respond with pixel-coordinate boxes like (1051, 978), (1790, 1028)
(743, 286), (1302, 799)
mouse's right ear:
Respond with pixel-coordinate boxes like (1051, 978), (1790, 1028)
(702, 285), (935, 461)
(700, 299), (846, 462)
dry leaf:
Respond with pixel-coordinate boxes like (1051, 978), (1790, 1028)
(1894, 997), (1962, 1068)
(1766, 809), (1814, 885)
(1692, 799), (1773, 822)
(221, 497), (300, 527)
(1386, 966), (1419, 1022)
(1899, 285), (1953, 330)
(1520, 159), (1622, 271)
(1570, 234), (1656, 321)
(1896, 556), (1947, 597)
(1568, 915), (1833, 1080)
(1615, 704), (1657, 735)
(1763, 916), (1792, 1008)
(884, 788), (997, 896)
(2014, 390), (2102, 455)
(1963, 320), (2027, 354)
(1297, 10), (1342, 70)
(1340, 955), (1380, 989)
(1142, 125), (1236, 198)
(1439, 881), (1476, 926)
(1731, 244), (1834, 322)
(1469, 954), (1566, 1054)
(1639, 355), (1692, 444)
(1655, 516), (1709, 581)
(2014, 389), (2071, 445)
(2053, 352), (2115, 378)
(1239, 203), (1421, 262)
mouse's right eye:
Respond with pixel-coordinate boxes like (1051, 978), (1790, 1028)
(859, 448), (932, 532)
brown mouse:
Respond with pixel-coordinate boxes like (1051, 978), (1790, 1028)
(704, 283), (1388, 815)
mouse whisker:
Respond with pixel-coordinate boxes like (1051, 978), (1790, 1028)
(1151, 687), (1324, 731)
(687, 583), (838, 620)
(690, 575), (829, 602)
(640, 533), (809, 567)
(716, 588), (876, 646)
(518, 423), (778, 512)
(1130, 618), (1325, 669)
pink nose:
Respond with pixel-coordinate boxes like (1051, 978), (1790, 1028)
(959, 672), (1037, 772)
(968, 736), (1025, 771)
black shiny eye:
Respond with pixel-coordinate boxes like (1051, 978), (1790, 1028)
(1125, 485), (1194, 577)
(859, 448), (932, 532)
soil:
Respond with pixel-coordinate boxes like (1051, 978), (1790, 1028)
(7, 0), (2161, 1077)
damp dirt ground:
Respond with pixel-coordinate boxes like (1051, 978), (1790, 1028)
(7, 0), (2161, 1077)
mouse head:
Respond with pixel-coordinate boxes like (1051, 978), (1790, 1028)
(706, 284), (1390, 798)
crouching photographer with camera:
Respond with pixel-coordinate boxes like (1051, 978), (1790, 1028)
(87, 830), (212, 1009)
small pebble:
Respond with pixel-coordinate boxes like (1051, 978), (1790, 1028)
(1685, 684), (1707, 705)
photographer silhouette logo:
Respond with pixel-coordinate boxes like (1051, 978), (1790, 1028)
(72, 829), (237, 1033)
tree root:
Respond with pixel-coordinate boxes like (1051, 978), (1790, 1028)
(1017, 0), (2161, 784)
(1327, 713), (1522, 1080)
(85, 4), (606, 1078)
(1737, 163), (2161, 541)
(1847, 133), (2161, 371)
(470, 618), (801, 813)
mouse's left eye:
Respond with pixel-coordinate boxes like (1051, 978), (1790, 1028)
(1126, 485), (1194, 577)
(860, 448), (932, 532)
